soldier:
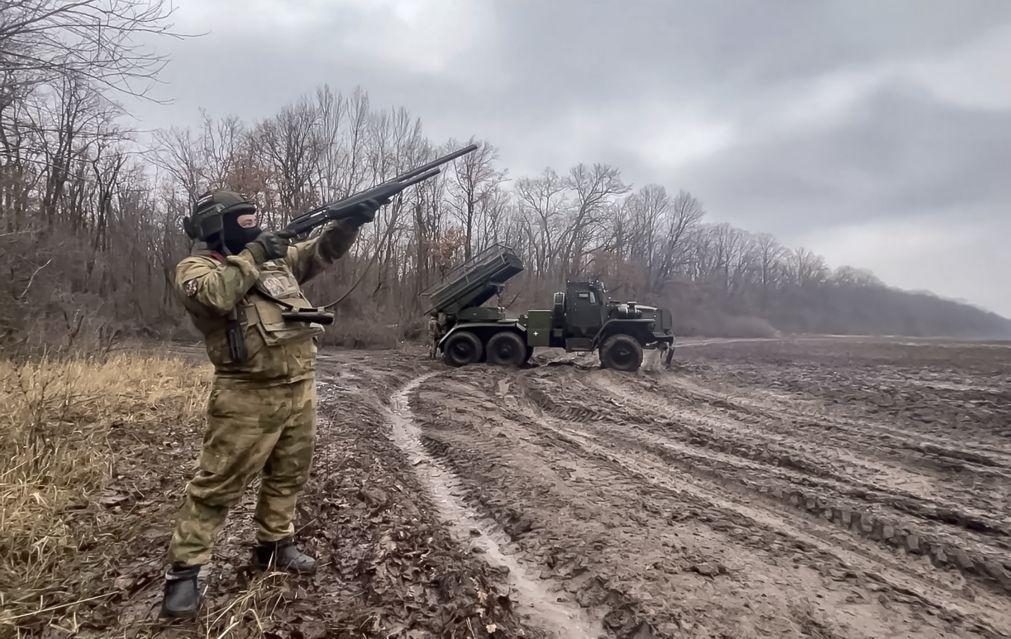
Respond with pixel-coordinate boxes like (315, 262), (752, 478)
(427, 315), (440, 359)
(161, 190), (381, 618)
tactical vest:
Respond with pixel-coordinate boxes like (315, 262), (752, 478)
(192, 259), (327, 385)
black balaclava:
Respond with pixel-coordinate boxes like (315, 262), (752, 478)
(220, 211), (262, 255)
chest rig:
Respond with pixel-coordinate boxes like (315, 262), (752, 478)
(227, 261), (334, 363)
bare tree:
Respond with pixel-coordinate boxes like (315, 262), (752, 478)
(789, 247), (830, 288)
(340, 87), (370, 198)
(447, 139), (504, 260)
(652, 189), (704, 290)
(199, 111), (247, 191)
(622, 185), (667, 270)
(153, 126), (204, 202)
(559, 163), (628, 279)
(254, 99), (321, 220)
(751, 233), (783, 306)
(515, 168), (568, 277)
(0, 0), (178, 97)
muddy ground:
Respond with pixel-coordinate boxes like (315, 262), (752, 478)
(400, 337), (1011, 638)
(20, 337), (1011, 638)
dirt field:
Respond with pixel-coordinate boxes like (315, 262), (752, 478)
(386, 337), (1011, 638)
(7, 337), (1010, 638)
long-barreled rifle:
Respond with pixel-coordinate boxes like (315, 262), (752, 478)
(279, 143), (479, 239)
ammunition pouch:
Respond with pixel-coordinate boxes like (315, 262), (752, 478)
(213, 257), (336, 378)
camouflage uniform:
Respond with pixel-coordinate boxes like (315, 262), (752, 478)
(168, 221), (358, 567)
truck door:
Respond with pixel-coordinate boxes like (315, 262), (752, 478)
(565, 286), (603, 338)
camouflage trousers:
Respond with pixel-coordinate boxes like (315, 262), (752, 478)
(168, 378), (317, 566)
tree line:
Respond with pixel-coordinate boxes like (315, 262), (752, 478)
(2, 0), (1007, 350)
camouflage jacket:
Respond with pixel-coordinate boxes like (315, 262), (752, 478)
(176, 222), (358, 386)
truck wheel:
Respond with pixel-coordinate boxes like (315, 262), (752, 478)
(600, 334), (643, 372)
(443, 331), (483, 367)
(486, 332), (527, 366)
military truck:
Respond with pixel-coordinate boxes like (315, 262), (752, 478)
(422, 244), (675, 371)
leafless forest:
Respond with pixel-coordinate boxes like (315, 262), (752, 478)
(2, 0), (1009, 353)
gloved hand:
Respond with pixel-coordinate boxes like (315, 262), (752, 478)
(345, 197), (389, 227)
(246, 231), (291, 263)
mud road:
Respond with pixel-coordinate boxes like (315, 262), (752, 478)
(315, 337), (1011, 638)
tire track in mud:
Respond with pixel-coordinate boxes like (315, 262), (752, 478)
(523, 407), (1010, 638)
(644, 377), (1002, 499)
(677, 340), (1011, 450)
(586, 373), (1009, 531)
(385, 372), (604, 639)
(565, 370), (1011, 596)
(508, 372), (1011, 631)
(413, 371), (1010, 638)
(652, 372), (1011, 478)
(530, 394), (1010, 634)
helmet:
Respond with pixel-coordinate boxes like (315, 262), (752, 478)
(183, 190), (256, 241)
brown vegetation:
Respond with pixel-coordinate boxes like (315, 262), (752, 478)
(0, 352), (209, 635)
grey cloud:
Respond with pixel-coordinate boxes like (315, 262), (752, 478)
(674, 84), (1011, 235)
(488, 1), (1011, 103)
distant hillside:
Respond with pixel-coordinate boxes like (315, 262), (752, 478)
(768, 286), (1011, 339)
(651, 279), (1011, 339)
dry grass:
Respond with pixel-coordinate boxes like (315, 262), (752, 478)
(0, 352), (210, 636)
(196, 572), (290, 639)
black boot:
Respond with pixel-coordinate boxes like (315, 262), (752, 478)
(160, 564), (201, 619)
(253, 538), (316, 574)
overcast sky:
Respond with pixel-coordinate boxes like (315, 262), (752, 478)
(128, 0), (1011, 317)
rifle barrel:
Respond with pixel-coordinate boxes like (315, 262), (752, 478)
(394, 143), (479, 183)
(399, 167), (441, 188)
(281, 145), (477, 238)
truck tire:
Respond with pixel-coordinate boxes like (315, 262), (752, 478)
(443, 331), (483, 367)
(486, 331), (527, 366)
(600, 334), (643, 372)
